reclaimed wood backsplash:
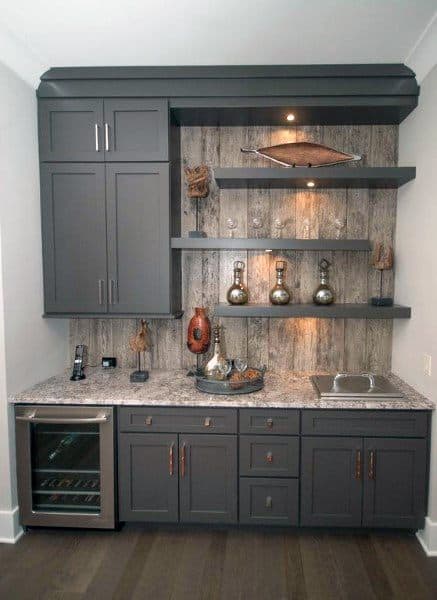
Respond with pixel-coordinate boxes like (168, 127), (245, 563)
(70, 125), (398, 373)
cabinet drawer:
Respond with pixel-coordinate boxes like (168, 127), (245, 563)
(240, 478), (299, 526)
(301, 410), (429, 438)
(239, 409), (300, 435)
(119, 407), (237, 434)
(240, 435), (299, 477)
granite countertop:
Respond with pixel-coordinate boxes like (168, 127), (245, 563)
(9, 368), (434, 410)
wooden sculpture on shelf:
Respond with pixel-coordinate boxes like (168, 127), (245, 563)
(184, 164), (210, 238)
(129, 319), (151, 382)
(371, 243), (394, 306)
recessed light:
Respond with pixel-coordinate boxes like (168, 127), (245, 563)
(265, 249), (273, 253)
(286, 113), (295, 122)
(307, 181), (315, 188)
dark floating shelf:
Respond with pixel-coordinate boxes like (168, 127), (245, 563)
(214, 167), (415, 189)
(43, 312), (184, 320)
(214, 303), (411, 319)
(171, 238), (371, 251)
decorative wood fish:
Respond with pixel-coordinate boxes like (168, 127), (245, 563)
(241, 141), (361, 167)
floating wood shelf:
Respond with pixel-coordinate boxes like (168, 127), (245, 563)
(214, 167), (415, 189)
(171, 238), (371, 251)
(214, 303), (411, 319)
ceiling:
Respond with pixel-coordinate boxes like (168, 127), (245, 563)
(0, 0), (436, 86)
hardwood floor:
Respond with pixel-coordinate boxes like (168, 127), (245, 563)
(0, 526), (436, 600)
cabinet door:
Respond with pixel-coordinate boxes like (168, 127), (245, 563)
(41, 164), (108, 314)
(179, 435), (237, 524)
(106, 163), (171, 314)
(118, 433), (178, 522)
(39, 99), (104, 162)
(104, 99), (168, 161)
(301, 437), (362, 527)
(363, 438), (427, 529)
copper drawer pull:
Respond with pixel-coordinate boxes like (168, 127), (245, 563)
(145, 416), (152, 426)
(265, 496), (273, 509)
(355, 449), (362, 480)
(181, 443), (186, 478)
(266, 451), (274, 464)
(204, 417), (212, 428)
(169, 443), (175, 476)
(368, 450), (376, 480)
(266, 418), (273, 429)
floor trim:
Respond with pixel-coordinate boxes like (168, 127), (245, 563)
(0, 506), (23, 544)
(416, 517), (437, 556)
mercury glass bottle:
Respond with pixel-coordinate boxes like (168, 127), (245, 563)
(204, 325), (229, 380)
(269, 261), (291, 305)
(313, 258), (335, 305)
(227, 261), (249, 305)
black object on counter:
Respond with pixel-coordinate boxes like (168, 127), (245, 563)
(70, 345), (86, 381)
(130, 370), (149, 383)
(102, 357), (117, 368)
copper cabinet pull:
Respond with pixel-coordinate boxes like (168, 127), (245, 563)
(355, 449), (362, 480)
(204, 417), (212, 428)
(368, 450), (376, 480)
(181, 443), (186, 478)
(169, 443), (175, 476)
(145, 416), (152, 426)
(266, 451), (274, 464)
(265, 496), (273, 509)
(266, 418), (273, 429)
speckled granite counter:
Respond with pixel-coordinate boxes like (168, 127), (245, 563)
(9, 368), (434, 410)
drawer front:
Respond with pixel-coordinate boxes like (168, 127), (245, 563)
(240, 435), (299, 477)
(119, 407), (237, 434)
(240, 409), (300, 435)
(240, 478), (299, 526)
(301, 410), (429, 437)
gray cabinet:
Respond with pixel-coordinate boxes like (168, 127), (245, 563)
(362, 438), (427, 529)
(40, 163), (108, 314)
(301, 437), (362, 527)
(179, 434), (237, 524)
(106, 163), (171, 313)
(240, 478), (299, 526)
(39, 98), (168, 162)
(118, 433), (178, 522)
(39, 100), (104, 162)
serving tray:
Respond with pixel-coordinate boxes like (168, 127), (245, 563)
(195, 368), (265, 395)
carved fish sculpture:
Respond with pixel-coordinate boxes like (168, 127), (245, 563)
(241, 141), (361, 167)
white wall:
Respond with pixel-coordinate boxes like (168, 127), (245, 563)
(0, 61), (69, 543)
(393, 64), (437, 555)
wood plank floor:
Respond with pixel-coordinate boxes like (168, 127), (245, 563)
(0, 526), (436, 600)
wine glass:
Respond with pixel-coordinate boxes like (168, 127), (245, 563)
(334, 218), (345, 240)
(226, 217), (238, 238)
(234, 358), (248, 373)
(252, 217), (263, 238)
(273, 218), (285, 238)
(302, 218), (310, 239)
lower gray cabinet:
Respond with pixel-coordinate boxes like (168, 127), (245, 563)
(179, 434), (238, 524)
(301, 437), (362, 527)
(362, 438), (427, 529)
(240, 478), (299, 526)
(118, 433), (178, 522)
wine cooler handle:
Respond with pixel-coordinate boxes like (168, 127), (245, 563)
(16, 411), (109, 424)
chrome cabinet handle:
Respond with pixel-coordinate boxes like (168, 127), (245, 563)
(16, 411), (109, 424)
(104, 123), (109, 151)
(94, 124), (99, 152)
(265, 496), (273, 509)
(98, 279), (105, 305)
(266, 418), (273, 429)
(145, 416), (152, 426)
(108, 279), (117, 304)
(204, 417), (212, 428)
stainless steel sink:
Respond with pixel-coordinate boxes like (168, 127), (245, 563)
(311, 373), (404, 399)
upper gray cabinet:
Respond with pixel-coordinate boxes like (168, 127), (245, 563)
(39, 98), (169, 162)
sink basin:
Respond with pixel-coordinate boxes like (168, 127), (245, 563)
(311, 374), (404, 399)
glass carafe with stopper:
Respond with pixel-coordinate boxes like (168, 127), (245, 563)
(226, 261), (249, 305)
(204, 325), (230, 380)
(269, 261), (291, 305)
(313, 258), (335, 305)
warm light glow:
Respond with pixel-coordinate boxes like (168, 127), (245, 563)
(286, 113), (295, 122)
(265, 249), (273, 253)
(307, 181), (315, 188)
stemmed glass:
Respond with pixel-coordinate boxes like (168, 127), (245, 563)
(302, 218), (310, 239)
(252, 217), (263, 238)
(273, 218), (285, 238)
(226, 217), (238, 238)
(234, 358), (248, 373)
(334, 218), (346, 240)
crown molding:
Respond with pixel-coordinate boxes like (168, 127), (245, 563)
(406, 10), (437, 83)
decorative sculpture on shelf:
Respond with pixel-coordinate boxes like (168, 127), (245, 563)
(184, 165), (210, 238)
(129, 319), (151, 382)
(241, 141), (361, 168)
(313, 258), (335, 305)
(187, 307), (211, 376)
(371, 243), (394, 306)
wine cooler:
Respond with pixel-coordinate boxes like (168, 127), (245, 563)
(15, 406), (115, 529)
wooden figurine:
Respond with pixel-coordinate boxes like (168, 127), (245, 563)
(129, 319), (151, 382)
(184, 164), (210, 238)
(371, 243), (394, 306)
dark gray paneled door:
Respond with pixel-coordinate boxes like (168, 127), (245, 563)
(39, 99), (104, 162)
(118, 433), (178, 522)
(362, 438), (427, 529)
(103, 99), (168, 161)
(179, 435), (237, 524)
(301, 437), (363, 527)
(106, 163), (170, 314)
(40, 163), (108, 313)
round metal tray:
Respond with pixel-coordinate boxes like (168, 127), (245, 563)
(195, 369), (265, 395)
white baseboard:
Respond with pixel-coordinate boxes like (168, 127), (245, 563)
(416, 517), (437, 556)
(0, 506), (23, 544)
